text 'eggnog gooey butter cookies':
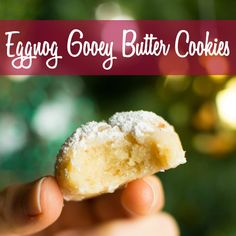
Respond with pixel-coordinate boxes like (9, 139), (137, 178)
(55, 111), (186, 201)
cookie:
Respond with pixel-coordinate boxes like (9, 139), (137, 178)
(55, 111), (186, 201)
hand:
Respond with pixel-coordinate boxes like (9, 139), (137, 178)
(0, 176), (179, 236)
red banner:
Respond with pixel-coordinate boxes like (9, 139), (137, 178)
(0, 20), (235, 75)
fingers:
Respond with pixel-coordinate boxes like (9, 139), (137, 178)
(92, 189), (125, 221)
(90, 213), (179, 236)
(121, 176), (164, 216)
(92, 176), (164, 221)
(93, 213), (179, 236)
(54, 213), (179, 236)
(0, 176), (63, 236)
(49, 201), (95, 231)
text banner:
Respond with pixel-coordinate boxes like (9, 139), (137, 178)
(0, 20), (235, 75)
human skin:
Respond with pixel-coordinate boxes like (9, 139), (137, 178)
(0, 176), (179, 236)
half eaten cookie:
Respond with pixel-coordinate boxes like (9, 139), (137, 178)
(55, 111), (186, 201)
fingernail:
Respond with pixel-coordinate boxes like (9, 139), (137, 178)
(26, 177), (47, 217)
(143, 178), (157, 213)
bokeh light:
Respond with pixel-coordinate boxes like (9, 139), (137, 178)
(0, 114), (27, 157)
(32, 95), (75, 141)
(216, 77), (236, 129)
(7, 75), (30, 82)
(95, 2), (134, 20)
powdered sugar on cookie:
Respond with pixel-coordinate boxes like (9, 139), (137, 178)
(109, 111), (173, 137)
(61, 111), (174, 154)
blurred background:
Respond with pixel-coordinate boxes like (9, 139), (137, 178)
(1, 1), (236, 235)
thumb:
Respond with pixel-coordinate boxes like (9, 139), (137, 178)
(0, 176), (63, 236)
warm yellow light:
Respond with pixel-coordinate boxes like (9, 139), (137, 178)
(216, 78), (236, 129)
(164, 76), (189, 92)
(209, 74), (227, 82)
